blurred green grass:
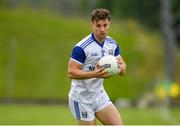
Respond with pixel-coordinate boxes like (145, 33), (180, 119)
(0, 104), (76, 125)
(0, 104), (179, 125)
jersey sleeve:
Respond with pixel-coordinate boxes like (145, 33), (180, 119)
(115, 45), (120, 57)
(71, 46), (86, 64)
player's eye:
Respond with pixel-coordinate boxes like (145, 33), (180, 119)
(96, 24), (101, 28)
(104, 24), (108, 27)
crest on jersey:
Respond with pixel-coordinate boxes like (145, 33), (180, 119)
(81, 111), (88, 118)
(109, 50), (113, 55)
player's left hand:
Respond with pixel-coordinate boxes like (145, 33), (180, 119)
(117, 58), (126, 75)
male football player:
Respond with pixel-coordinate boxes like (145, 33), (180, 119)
(68, 8), (126, 125)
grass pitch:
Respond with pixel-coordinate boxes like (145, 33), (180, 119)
(0, 104), (179, 125)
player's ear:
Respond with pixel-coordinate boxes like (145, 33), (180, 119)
(91, 21), (94, 26)
(108, 20), (111, 26)
(91, 21), (94, 30)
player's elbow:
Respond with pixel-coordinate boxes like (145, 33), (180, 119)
(67, 71), (73, 79)
(119, 70), (126, 76)
(67, 69), (75, 79)
(119, 64), (127, 76)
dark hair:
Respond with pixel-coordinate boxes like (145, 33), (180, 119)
(91, 8), (111, 22)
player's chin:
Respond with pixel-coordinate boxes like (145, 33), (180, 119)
(100, 34), (106, 38)
(98, 34), (106, 38)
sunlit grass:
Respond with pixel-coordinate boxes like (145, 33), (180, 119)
(0, 104), (179, 125)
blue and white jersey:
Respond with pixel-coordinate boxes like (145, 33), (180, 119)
(69, 33), (121, 103)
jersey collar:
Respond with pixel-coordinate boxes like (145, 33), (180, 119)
(91, 33), (105, 48)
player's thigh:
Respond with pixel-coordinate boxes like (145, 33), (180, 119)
(95, 103), (123, 125)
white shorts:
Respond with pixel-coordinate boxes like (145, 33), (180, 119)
(68, 95), (112, 121)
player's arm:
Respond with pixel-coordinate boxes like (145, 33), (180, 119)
(117, 56), (126, 76)
(114, 44), (126, 76)
(68, 46), (109, 79)
(67, 60), (109, 79)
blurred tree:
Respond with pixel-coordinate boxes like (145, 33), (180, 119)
(111, 0), (160, 29)
(0, 0), (8, 6)
(50, 0), (81, 16)
(96, 0), (113, 11)
(80, 0), (97, 17)
(80, 0), (89, 15)
(0, 0), (11, 8)
(172, 0), (180, 48)
(0, 0), (161, 29)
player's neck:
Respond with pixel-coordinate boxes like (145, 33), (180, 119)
(93, 34), (105, 44)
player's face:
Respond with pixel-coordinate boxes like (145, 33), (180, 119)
(91, 19), (110, 42)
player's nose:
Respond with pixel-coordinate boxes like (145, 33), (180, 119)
(100, 26), (105, 31)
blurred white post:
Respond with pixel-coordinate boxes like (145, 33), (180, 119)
(160, 0), (176, 81)
(6, 39), (16, 103)
(159, 0), (178, 124)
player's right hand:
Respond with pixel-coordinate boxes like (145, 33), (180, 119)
(94, 64), (109, 78)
